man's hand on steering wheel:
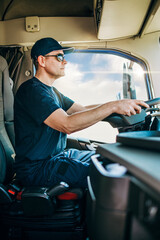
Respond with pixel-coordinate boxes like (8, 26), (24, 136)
(112, 99), (149, 117)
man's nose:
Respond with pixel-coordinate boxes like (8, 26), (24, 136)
(63, 59), (67, 64)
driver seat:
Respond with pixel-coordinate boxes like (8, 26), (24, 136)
(0, 55), (86, 240)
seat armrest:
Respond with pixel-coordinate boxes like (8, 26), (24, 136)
(47, 181), (69, 197)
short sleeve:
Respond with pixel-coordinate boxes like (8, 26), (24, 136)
(16, 82), (60, 125)
(53, 88), (74, 111)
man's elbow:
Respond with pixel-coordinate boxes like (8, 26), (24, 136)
(62, 122), (77, 135)
(60, 116), (79, 135)
(63, 127), (75, 135)
(63, 128), (72, 135)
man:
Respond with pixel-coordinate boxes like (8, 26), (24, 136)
(14, 37), (149, 188)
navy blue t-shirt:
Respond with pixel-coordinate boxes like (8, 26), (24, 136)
(14, 77), (74, 175)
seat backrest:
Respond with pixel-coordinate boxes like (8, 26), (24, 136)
(0, 56), (15, 184)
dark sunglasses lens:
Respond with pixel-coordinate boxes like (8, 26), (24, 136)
(57, 54), (64, 62)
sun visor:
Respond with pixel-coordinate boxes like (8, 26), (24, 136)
(96, 0), (151, 40)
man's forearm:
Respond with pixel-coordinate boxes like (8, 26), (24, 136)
(66, 102), (114, 134)
(84, 104), (101, 110)
(66, 99), (149, 134)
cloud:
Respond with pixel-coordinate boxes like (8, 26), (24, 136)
(91, 54), (128, 74)
(55, 61), (122, 104)
(54, 54), (147, 141)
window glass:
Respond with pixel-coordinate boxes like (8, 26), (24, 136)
(54, 51), (148, 143)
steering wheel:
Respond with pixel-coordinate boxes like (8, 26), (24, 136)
(104, 97), (160, 128)
(145, 98), (160, 106)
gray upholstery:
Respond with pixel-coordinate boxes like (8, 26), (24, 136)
(0, 56), (15, 147)
(0, 56), (14, 122)
(0, 56), (15, 183)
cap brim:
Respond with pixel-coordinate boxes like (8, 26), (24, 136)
(62, 47), (75, 54)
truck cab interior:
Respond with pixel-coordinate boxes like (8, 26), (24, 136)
(0, 0), (160, 239)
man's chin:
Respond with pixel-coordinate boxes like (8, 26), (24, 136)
(55, 73), (65, 80)
(61, 71), (65, 77)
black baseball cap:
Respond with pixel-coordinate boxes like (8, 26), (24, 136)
(31, 37), (74, 60)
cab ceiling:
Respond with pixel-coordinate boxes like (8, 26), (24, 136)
(0, 0), (93, 20)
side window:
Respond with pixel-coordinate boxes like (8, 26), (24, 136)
(54, 50), (149, 143)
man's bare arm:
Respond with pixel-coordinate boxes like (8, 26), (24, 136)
(66, 102), (101, 115)
(44, 99), (149, 134)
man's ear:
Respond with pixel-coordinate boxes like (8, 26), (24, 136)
(37, 55), (45, 67)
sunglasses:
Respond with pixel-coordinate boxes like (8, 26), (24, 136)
(44, 53), (65, 62)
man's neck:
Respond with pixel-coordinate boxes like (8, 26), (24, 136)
(35, 72), (57, 87)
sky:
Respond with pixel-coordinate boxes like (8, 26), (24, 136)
(54, 52), (147, 143)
